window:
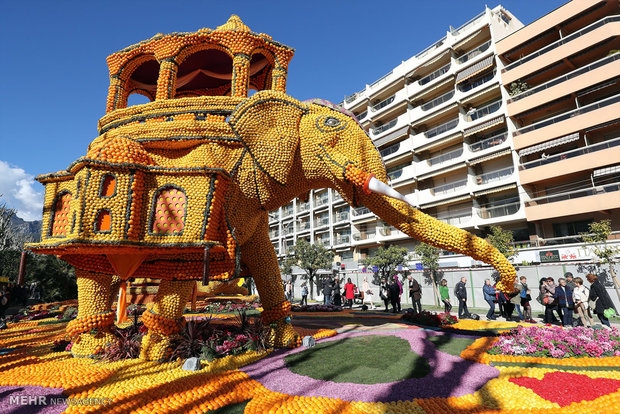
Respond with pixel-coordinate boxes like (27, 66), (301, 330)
(100, 174), (116, 198)
(552, 220), (592, 238)
(151, 186), (187, 235)
(50, 192), (72, 237)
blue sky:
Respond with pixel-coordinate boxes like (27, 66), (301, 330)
(0, 0), (567, 220)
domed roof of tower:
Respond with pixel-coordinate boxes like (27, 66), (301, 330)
(215, 15), (252, 32)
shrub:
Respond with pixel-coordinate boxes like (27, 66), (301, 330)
(401, 310), (457, 327)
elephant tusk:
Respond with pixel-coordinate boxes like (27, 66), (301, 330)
(366, 176), (417, 208)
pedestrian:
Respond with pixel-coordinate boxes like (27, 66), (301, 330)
(389, 278), (401, 313)
(572, 277), (593, 327)
(542, 277), (562, 324)
(510, 277), (524, 322)
(300, 283), (308, 306)
(362, 278), (376, 310)
(483, 279), (497, 320)
(0, 286), (8, 320)
(285, 280), (292, 301)
(454, 277), (469, 319)
(587, 273), (616, 327)
(565, 272), (576, 290)
(380, 277), (390, 312)
(519, 276), (534, 323)
(322, 277), (333, 306)
(333, 278), (342, 306)
(394, 274), (403, 312)
(554, 278), (574, 326)
(439, 279), (451, 314)
(408, 275), (422, 314)
(344, 278), (355, 309)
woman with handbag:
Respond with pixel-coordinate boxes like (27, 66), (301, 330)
(573, 277), (593, 327)
(542, 277), (562, 324)
(586, 273), (616, 327)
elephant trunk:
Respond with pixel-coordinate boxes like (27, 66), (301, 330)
(345, 167), (516, 292)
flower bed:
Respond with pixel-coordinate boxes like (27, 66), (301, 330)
(291, 304), (343, 312)
(401, 310), (457, 326)
(489, 325), (620, 359)
(187, 301), (261, 314)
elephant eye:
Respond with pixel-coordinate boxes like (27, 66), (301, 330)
(324, 117), (341, 127)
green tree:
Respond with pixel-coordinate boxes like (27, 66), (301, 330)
(414, 243), (440, 306)
(581, 219), (620, 302)
(290, 239), (334, 300)
(486, 225), (518, 261)
(279, 255), (296, 282)
(363, 245), (410, 282)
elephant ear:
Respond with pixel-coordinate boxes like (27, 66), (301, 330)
(229, 90), (308, 186)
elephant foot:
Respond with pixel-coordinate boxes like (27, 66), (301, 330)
(268, 318), (301, 348)
(71, 330), (118, 358)
(139, 332), (174, 361)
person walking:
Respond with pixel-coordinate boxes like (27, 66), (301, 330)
(454, 277), (469, 319)
(510, 278), (524, 322)
(542, 277), (561, 324)
(393, 274), (403, 312)
(439, 279), (451, 314)
(519, 276), (534, 323)
(554, 278), (574, 326)
(483, 279), (497, 320)
(408, 275), (422, 314)
(572, 277), (593, 327)
(322, 277), (333, 306)
(565, 272), (576, 290)
(333, 278), (342, 306)
(344, 278), (355, 309)
(587, 273), (616, 327)
(362, 278), (376, 310)
(380, 277), (390, 312)
(285, 280), (293, 302)
(389, 278), (401, 313)
(300, 283), (308, 306)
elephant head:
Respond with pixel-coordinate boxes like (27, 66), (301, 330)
(229, 90), (516, 291)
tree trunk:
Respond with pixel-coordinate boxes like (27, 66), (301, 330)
(430, 269), (440, 307)
(309, 272), (315, 300)
(609, 262), (620, 304)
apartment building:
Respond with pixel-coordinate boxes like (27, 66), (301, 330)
(269, 6), (528, 270)
(497, 0), (620, 245)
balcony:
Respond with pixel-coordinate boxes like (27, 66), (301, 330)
(314, 217), (330, 228)
(334, 211), (350, 223)
(432, 179), (468, 196)
(457, 70), (495, 94)
(469, 132), (508, 152)
(314, 236), (331, 247)
(421, 90), (455, 112)
(418, 62), (451, 87)
(352, 232), (376, 242)
(416, 36), (447, 60)
(467, 100), (502, 122)
(297, 201), (310, 214)
(352, 206), (373, 221)
(457, 40), (492, 65)
(332, 191), (347, 204)
(268, 211), (279, 222)
(297, 221), (310, 232)
(474, 166), (514, 186)
(372, 119), (398, 136)
(269, 229), (279, 239)
(334, 233), (351, 245)
(424, 118), (459, 139)
(476, 201), (521, 219)
(313, 195), (329, 209)
(428, 147), (464, 167)
(370, 95), (395, 113)
(389, 164), (416, 185)
(436, 213), (473, 226)
(450, 11), (486, 37)
(369, 70), (394, 89)
(344, 89), (366, 105)
(356, 110), (368, 122)
(379, 138), (413, 161)
(282, 205), (294, 218)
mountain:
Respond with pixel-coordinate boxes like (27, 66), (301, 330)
(9, 215), (42, 242)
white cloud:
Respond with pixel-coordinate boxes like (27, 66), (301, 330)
(0, 160), (44, 221)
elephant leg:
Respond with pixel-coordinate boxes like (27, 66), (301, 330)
(68, 269), (120, 358)
(140, 279), (193, 361)
(241, 223), (300, 348)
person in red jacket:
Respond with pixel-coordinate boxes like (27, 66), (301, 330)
(344, 278), (356, 309)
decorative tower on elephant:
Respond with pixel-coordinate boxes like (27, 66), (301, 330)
(28, 15), (516, 361)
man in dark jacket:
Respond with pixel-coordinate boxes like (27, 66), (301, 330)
(587, 273), (616, 326)
(408, 275), (422, 314)
(322, 277), (333, 306)
(554, 277), (574, 326)
(454, 277), (469, 319)
(389, 278), (401, 313)
(482, 279), (497, 320)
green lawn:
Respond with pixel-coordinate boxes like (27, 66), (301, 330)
(427, 335), (476, 357)
(284, 335), (430, 384)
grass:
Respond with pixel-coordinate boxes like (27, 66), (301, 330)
(427, 335), (476, 357)
(284, 335), (430, 384)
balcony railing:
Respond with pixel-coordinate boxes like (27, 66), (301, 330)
(504, 16), (620, 72)
(425, 118), (459, 139)
(373, 119), (398, 135)
(509, 53), (620, 103)
(527, 181), (620, 206)
(475, 167), (514, 185)
(353, 206), (372, 216)
(334, 234), (351, 245)
(415, 36), (447, 59)
(269, 230), (279, 238)
(298, 221), (310, 231)
(450, 11), (486, 36)
(428, 147), (463, 166)
(283, 225), (294, 235)
(333, 192), (344, 202)
(419, 63), (451, 86)
(380, 141), (400, 158)
(353, 232), (376, 241)
(457, 40), (491, 64)
(436, 214), (472, 226)
(421, 90), (455, 111)
(314, 218), (330, 228)
(432, 179), (468, 196)
(314, 196), (329, 208)
(315, 237), (330, 246)
(268, 212), (279, 221)
(370, 71), (394, 88)
(520, 137), (620, 170)
(356, 111), (368, 121)
(514, 93), (620, 136)
(370, 95), (395, 112)
(334, 212), (350, 222)
(469, 132), (508, 152)
(387, 168), (404, 180)
(345, 89), (365, 104)
(297, 202), (310, 213)
(477, 201), (521, 219)
(458, 71), (494, 92)
(468, 100), (501, 121)
(282, 206), (293, 217)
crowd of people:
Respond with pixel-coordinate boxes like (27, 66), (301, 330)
(286, 271), (617, 328)
(0, 282), (41, 320)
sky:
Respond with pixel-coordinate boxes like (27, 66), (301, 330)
(0, 0), (567, 221)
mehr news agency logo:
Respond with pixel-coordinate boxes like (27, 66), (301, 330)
(9, 395), (112, 406)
